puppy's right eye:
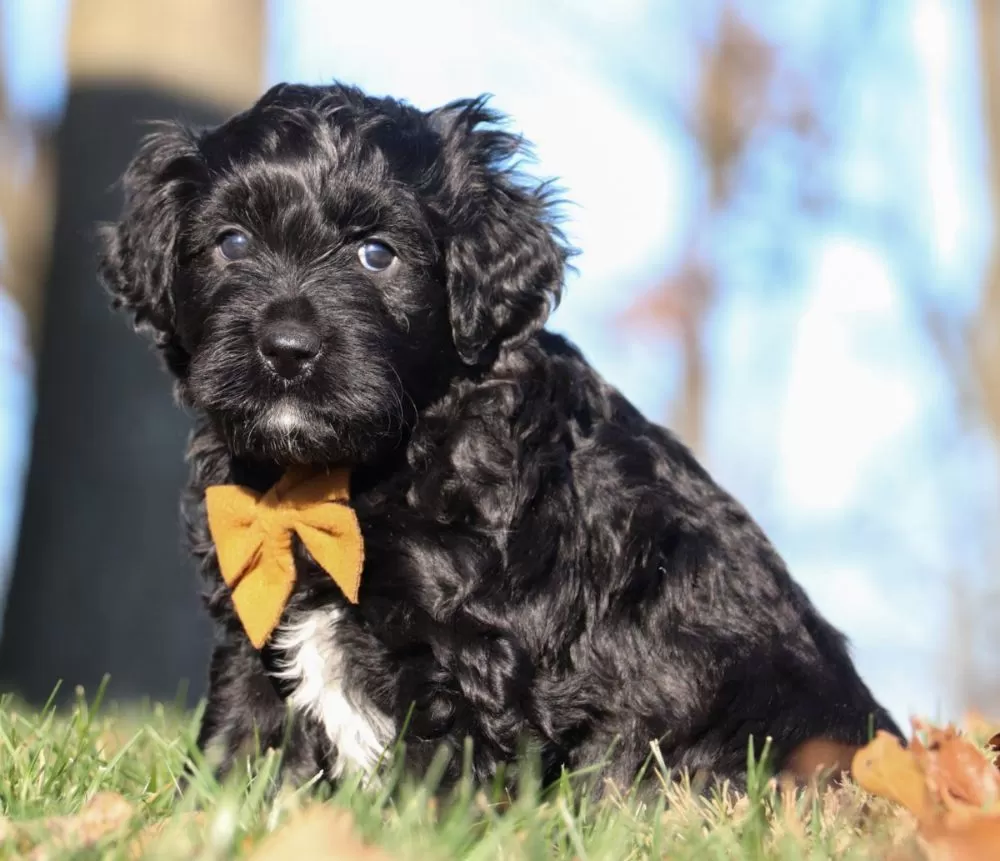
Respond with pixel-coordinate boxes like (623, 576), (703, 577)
(217, 230), (250, 261)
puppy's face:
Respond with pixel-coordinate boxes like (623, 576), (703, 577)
(101, 84), (568, 465)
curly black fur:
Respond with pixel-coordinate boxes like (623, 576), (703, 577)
(100, 82), (900, 792)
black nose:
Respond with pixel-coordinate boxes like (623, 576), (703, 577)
(258, 322), (322, 379)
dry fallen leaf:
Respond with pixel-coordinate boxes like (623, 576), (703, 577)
(23, 792), (135, 860)
(129, 811), (206, 859)
(988, 733), (1000, 771)
(911, 720), (1000, 813)
(246, 804), (391, 861)
(852, 720), (1000, 861)
(852, 730), (937, 823)
(920, 815), (1000, 861)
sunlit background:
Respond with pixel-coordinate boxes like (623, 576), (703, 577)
(1, 0), (998, 724)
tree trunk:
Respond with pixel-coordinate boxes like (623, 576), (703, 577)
(0, 0), (263, 705)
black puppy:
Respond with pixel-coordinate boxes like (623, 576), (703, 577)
(100, 82), (899, 791)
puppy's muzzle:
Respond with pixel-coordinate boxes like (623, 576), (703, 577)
(257, 298), (322, 380)
(259, 321), (321, 379)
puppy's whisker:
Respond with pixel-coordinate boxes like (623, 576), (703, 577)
(385, 362), (416, 425)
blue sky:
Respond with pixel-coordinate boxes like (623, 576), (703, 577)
(1, 0), (995, 725)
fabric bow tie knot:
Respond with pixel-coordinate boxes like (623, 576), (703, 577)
(204, 467), (364, 649)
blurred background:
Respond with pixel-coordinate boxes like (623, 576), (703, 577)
(0, 0), (996, 727)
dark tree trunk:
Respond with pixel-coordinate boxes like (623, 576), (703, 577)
(0, 85), (227, 705)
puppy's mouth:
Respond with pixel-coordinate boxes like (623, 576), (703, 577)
(215, 393), (405, 468)
(221, 397), (333, 465)
(260, 399), (312, 436)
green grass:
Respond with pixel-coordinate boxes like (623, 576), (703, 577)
(0, 682), (918, 860)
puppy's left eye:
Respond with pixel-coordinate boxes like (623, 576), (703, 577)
(358, 240), (395, 272)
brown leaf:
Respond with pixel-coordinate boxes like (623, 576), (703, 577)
(853, 721), (1000, 861)
(921, 815), (1000, 861)
(129, 811), (206, 859)
(45, 792), (133, 842)
(24, 792), (135, 859)
(852, 730), (937, 823)
(246, 805), (390, 861)
(911, 720), (1000, 811)
(988, 733), (1000, 770)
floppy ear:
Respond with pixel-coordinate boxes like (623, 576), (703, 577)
(99, 123), (203, 353)
(430, 99), (570, 366)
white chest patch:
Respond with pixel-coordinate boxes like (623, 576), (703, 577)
(272, 607), (395, 779)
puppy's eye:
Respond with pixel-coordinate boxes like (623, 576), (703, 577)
(358, 240), (395, 272)
(217, 230), (250, 261)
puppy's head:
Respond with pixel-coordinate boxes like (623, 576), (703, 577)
(100, 83), (568, 465)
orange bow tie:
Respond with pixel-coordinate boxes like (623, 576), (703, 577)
(204, 467), (364, 648)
